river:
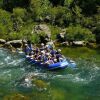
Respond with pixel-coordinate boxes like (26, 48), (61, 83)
(0, 47), (100, 100)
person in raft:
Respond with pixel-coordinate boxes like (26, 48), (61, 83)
(24, 42), (64, 64)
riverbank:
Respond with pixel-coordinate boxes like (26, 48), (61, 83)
(0, 38), (100, 60)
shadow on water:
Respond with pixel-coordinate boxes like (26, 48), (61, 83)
(0, 48), (100, 100)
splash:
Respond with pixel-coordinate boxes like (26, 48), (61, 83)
(53, 58), (100, 84)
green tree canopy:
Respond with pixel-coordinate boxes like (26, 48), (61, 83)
(65, 25), (96, 42)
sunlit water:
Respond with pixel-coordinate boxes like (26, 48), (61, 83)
(0, 48), (100, 100)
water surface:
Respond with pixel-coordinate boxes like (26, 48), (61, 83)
(0, 48), (100, 100)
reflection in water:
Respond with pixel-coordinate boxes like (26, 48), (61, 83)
(0, 48), (100, 100)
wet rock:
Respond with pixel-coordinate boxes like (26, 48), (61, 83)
(61, 41), (69, 46)
(3, 42), (14, 50)
(6, 40), (22, 48)
(87, 42), (97, 48)
(56, 31), (66, 42)
(73, 41), (86, 46)
(0, 39), (6, 45)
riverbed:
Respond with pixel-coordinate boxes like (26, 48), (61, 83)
(0, 47), (100, 100)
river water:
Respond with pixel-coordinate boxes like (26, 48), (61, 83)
(0, 48), (100, 100)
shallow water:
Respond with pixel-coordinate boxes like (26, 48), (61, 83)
(0, 48), (100, 100)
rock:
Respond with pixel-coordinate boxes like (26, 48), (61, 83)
(61, 41), (69, 46)
(4, 42), (16, 52)
(34, 24), (51, 43)
(33, 79), (48, 90)
(87, 42), (97, 48)
(73, 41), (86, 46)
(5, 40), (22, 48)
(0, 39), (6, 44)
(57, 32), (66, 42)
(34, 24), (51, 35)
(44, 15), (51, 22)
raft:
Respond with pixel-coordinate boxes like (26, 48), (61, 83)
(25, 55), (76, 70)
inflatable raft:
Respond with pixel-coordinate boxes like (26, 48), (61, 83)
(25, 55), (76, 70)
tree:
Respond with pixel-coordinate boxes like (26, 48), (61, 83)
(0, 9), (12, 39)
(75, 0), (100, 16)
(0, 0), (3, 8)
(30, 0), (50, 21)
(65, 25), (96, 42)
(12, 8), (27, 31)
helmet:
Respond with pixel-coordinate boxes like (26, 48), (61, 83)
(41, 43), (44, 46)
(58, 49), (61, 52)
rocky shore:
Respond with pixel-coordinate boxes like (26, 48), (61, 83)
(0, 38), (98, 52)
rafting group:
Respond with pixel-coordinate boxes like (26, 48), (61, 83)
(21, 40), (76, 70)
(23, 41), (65, 65)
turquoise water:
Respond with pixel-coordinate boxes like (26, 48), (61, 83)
(0, 48), (100, 100)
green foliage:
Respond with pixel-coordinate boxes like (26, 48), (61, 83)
(13, 8), (26, 19)
(0, 9), (13, 39)
(50, 25), (61, 40)
(0, 0), (3, 8)
(64, 0), (73, 7)
(93, 24), (100, 43)
(72, 5), (82, 18)
(26, 33), (40, 44)
(48, 6), (72, 26)
(65, 25), (96, 42)
(93, 6), (100, 43)
(82, 17), (94, 28)
(30, 0), (50, 21)
(0, 9), (11, 25)
(4, 93), (30, 100)
(0, 0), (100, 44)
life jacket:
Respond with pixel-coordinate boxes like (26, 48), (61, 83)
(50, 50), (56, 55)
(25, 46), (31, 53)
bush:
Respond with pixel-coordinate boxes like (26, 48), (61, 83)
(65, 25), (96, 42)
(0, 9), (13, 39)
(50, 25), (61, 40)
(13, 8), (26, 20)
(30, 0), (50, 21)
(49, 6), (73, 26)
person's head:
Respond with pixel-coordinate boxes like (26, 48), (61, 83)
(41, 43), (44, 46)
(58, 49), (61, 52)
(25, 44), (28, 47)
(54, 59), (57, 62)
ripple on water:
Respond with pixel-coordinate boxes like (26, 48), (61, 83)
(0, 48), (100, 100)
(52, 59), (100, 84)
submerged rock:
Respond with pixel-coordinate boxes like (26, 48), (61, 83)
(32, 79), (48, 91)
(4, 93), (30, 100)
